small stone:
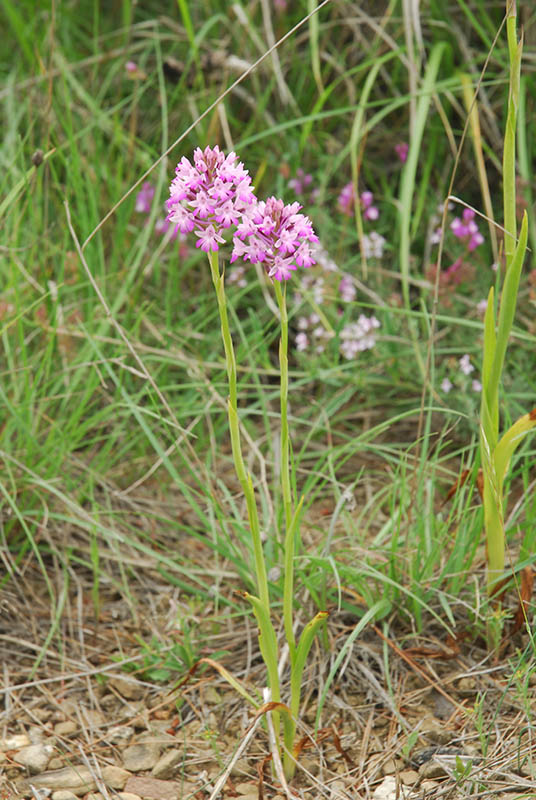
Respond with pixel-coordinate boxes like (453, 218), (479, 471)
(420, 759), (448, 779)
(457, 676), (477, 694)
(29, 727), (46, 743)
(54, 721), (78, 737)
(329, 780), (347, 797)
(124, 776), (185, 800)
(106, 725), (135, 746)
(381, 759), (397, 775)
(116, 794), (142, 800)
(100, 694), (118, 709)
(372, 776), (397, 800)
(48, 758), (64, 770)
(82, 710), (105, 728)
(51, 792), (79, 800)
(109, 676), (145, 701)
(33, 708), (53, 722)
(86, 795), (104, 800)
(203, 686), (221, 705)
(122, 741), (161, 772)
(151, 749), (183, 779)
(421, 780), (439, 792)
(17, 743), (55, 774)
(16, 765), (97, 796)
(300, 756), (320, 776)
(101, 765), (130, 789)
(399, 769), (419, 785)
(235, 783), (257, 795)
(230, 757), (250, 777)
(0, 734), (30, 750)
(418, 714), (452, 743)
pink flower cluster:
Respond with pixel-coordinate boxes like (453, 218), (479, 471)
(450, 208), (484, 251)
(232, 197), (318, 281)
(167, 146), (255, 252)
(337, 183), (379, 220)
(166, 146), (318, 281)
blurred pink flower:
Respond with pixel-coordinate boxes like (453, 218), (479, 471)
(395, 142), (409, 163)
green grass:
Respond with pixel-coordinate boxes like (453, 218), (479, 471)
(1, 0), (536, 729)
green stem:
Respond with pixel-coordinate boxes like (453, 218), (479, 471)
(208, 252), (269, 610)
(274, 281), (296, 659)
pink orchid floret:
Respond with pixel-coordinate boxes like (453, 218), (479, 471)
(231, 197), (318, 281)
(167, 145), (256, 250)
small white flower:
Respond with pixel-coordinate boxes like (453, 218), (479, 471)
(472, 379), (482, 392)
(441, 378), (453, 393)
(459, 354), (474, 376)
(295, 332), (309, 351)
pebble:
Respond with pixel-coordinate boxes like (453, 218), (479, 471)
(235, 783), (257, 795)
(421, 780), (439, 792)
(116, 794), (142, 800)
(16, 765), (97, 796)
(51, 792), (79, 800)
(29, 727), (46, 743)
(300, 756), (320, 776)
(101, 765), (130, 789)
(54, 721), (78, 737)
(122, 741), (161, 771)
(329, 780), (347, 797)
(151, 749), (183, 779)
(81, 710), (105, 728)
(0, 734), (30, 750)
(124, 776), (188, 800)
(33, 708), (53, 722)
(418, 715), (452, 744)
(16, 743), (55, 774)
(372, 776), (397, 800)
(109, 676), (145, 701)
(399, 769), (419, 784)
(106, 725), (135, 746)
(230, 757), (250, 777)
(86, 794), (104, 800)
(456, 676), (478, 694)
(419, 759), (448, 779)
(203, 686), (221, 705)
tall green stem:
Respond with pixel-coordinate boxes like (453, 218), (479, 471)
(274, 281), (296, 660)
(208, 252), (270, 610)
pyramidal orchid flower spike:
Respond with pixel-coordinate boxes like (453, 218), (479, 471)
(166, 145), (256, 247)
(232, 196), (318, 280)
(167, 147), (326, 781)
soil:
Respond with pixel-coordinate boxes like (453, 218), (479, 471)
(1, 538), (535, 800)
